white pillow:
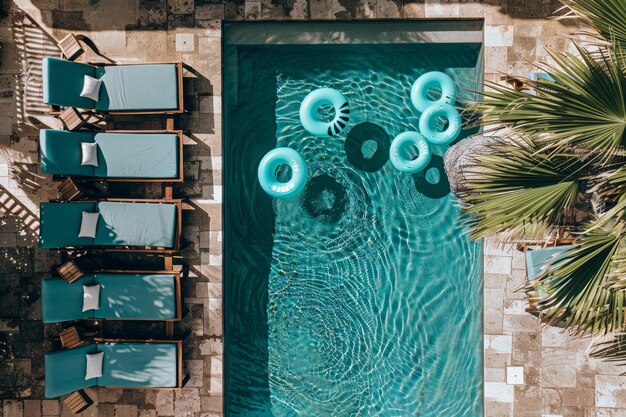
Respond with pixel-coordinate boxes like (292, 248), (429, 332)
(80, 75), (102, 102)
(82, 284), (100, 312)
(85, 352), (104, 380)
(81, 142), (98, 167)
(78, 211), (99, 238)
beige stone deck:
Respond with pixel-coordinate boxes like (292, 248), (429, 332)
(0, 0), (625, 416)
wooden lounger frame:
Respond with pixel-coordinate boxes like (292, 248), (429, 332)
(46, 198), (182, 253)
(49, 62), (185, 116)
(91, 338), (184, 389)
(56, 270), (183, 322)
(49, 130), (184, 183)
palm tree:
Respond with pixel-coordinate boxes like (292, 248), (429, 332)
(454, 0), (626, 360)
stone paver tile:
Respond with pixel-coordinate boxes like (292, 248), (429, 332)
(485, 335), (513, 354)
(155, 391), (174, 416)
(174, 389), (201, 415)
(485, 255), (512, 275)
(506, 366), (524, 385)
(185, 359), (204, 387)
(3, 401), (23, 417)
(505, 269), (527, 300)
(176, 33), (195, 52)
(596, 375), (626, 408)
(209, 356), (223, 396)
(41, 400), (59, 416)
(201, 396), (223, 412)
(485, 239), (515, 257)
(503, 314), (541, 334)
(485, 273), (507, 289)
(424, 0), (459, 17)
(542, 348), (578, 388)
(23, 400), (40, 417)
(403, 2), (425, 18)
(560, 387), (595, 407)
(485, 382), (514, 403)
(113, 405), (138, 417)
(484, 401), (513, 417)
(199, 338), (223, 356)
(485, 25), (514, 47)
(486, 367), (506, 383)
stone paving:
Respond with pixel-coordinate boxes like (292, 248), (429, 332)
(0, 0), (625, 416)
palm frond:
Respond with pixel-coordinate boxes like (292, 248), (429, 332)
(471, 45), (626, 160)
(533, 223), (626, 335)
(590, 333), (626, 369)
(560, 0), (626, 49)
(457, 138), (585, 239)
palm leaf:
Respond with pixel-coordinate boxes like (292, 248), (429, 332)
(590, 333), (626, 370)
(471, 45), (626, 160)
(457, 138), (584, 239)
(560, 0), (626, 49)
(532, 223), (626, 335)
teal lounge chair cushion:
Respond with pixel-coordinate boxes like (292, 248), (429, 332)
(39, 202), (97, 248)
(92, 133), (179, 178)
(526, 245), (572, 281)
(97, 342), (178, 388)
(41, 276), (96, 324)
(39, 130), (96, 176)
(95, 64), (179, 111)
(44, 344), (98, 398)
(95, 274), (177, 319)
(42, 57), (97, 109)
(94, 202), (176, 248)
(39, 130), (179, 179)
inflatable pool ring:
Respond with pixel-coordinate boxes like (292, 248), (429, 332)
(389, 131), (431, 173)
(299, 88), (350, 137)
(302, 174), (347, 224)
(411, 71), (457, 112)
(413, 155), (450, 199)
(344, 122), (390, 173)
(419, 103), (462, 145)
(257, 148), (308, 199)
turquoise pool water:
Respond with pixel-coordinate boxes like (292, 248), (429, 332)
(224, 22), (484, 417)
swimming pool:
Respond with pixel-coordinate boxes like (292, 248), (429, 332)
(224, 21), (484, 417)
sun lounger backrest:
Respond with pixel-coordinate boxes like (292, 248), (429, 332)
(41, 276), (96, 324)
(39, 129), (96, 176)
(44, 344), (98, 398)
(42, 57), (97, 109)
(526, 245), (572, 281)
(39, 202), (97, 249)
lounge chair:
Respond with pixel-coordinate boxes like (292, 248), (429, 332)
(39, 129), (184, 182)
(42, 57), (184, 114)
(525, 244), (572, 315)
(39, 199), (182, 252)
(44, 339), (183, 398)
(41, 271), (182, 323)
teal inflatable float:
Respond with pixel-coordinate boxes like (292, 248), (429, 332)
(419, 103), (462, 145)
(299, 88), (350, 137)
(258, 148), (308, 199)
(389, 131), (431, 173)
(411, 71), (456, 112)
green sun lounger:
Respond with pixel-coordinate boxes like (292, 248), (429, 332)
(38, 200), (181, 252)
(42, 57), (183, 113)
(41, 272), (182, 323)
(525, 245), (572, 281)
(39, 129), (183, 181)
(44, 340), (183, 398)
